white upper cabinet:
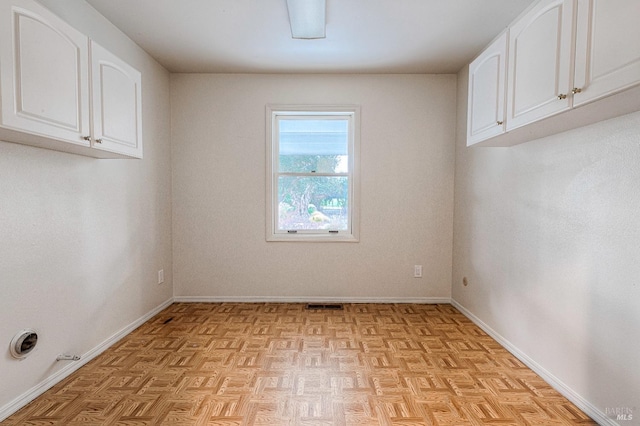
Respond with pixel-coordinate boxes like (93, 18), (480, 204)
(91, 41), (142, 158)
(0, 0), (91, 147)
(467, 32), (508, 146)
(506, 0), (575, 131)
(468, 0), (640, 146)
(0, 0), (142, 158)
(573, 0), (640, 106)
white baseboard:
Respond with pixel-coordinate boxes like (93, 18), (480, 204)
(0, 297), (174, 423)
(450, 299), (615, 426)
(173, 295), (452, 304)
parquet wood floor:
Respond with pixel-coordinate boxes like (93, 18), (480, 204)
(3, 303), (596, 425)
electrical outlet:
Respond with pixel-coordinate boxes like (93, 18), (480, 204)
(158, 269), (164, 284)
(414, 265), (422, 278)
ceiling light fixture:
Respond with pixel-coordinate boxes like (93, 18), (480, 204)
(286, 0), (326, 39)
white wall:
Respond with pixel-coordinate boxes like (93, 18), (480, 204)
(171, 74), (456, 301)
(0, 0), (173, 416)
(453, 66), (640, 421)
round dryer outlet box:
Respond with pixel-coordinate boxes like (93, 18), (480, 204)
(10, 329), (38, 359)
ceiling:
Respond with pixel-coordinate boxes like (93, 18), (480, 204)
(86, 0), (534, 74)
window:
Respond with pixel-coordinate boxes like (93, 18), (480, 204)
(266, 105), (360, 242)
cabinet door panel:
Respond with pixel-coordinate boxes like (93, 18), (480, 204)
(90, 41), (142, 158)
(573, 0), (640, 106)
(506, 0), (574, 131)
(0, 1), (90, 145)
(101, 65), (137, 142)
(467, 32), (507, 145)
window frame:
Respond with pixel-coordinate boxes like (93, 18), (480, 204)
(266, 104), (360, 242)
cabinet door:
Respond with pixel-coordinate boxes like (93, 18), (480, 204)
(90, 41), (142, 158)
(506, 0), (574, 131)
(467, 32), (508, 146)
(0, 0), (90, 146)
(573, 0), (640, 106)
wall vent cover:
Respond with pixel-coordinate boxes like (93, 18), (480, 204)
(10, 329), (38, 359)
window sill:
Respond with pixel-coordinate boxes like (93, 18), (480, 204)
(267, 233), (359, 243)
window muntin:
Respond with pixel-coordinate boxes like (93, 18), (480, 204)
(267, 106), (359, 242)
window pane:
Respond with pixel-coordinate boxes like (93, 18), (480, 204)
(277, 175), (348, 231)
(279, 119), (348, 173)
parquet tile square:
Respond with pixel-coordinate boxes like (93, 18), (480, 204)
(2, 303), (596, 425)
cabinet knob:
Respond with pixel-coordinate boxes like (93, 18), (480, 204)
(95, 138), (103, 144)
(572, 87), (583, 94)
(82, 136), (91, 141)
(557, 94), (567, 100)
(497, 121), (504, 125)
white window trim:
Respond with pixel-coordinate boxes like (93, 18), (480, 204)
(266, 104), (360, 242)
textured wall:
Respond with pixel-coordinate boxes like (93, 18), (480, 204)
(0, 0), (172, 414)
(171, 74), (456, 300)
(453, 66), (640, 418)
